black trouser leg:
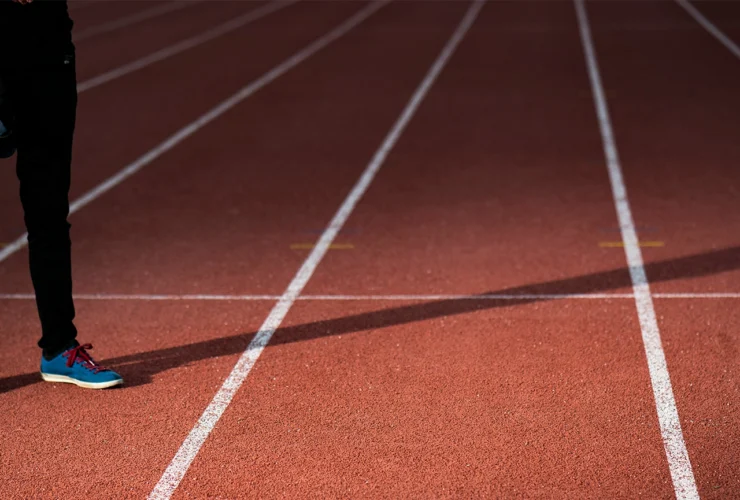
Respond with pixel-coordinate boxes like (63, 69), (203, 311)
(0, 77), (9, 125)
(4, 52), (79, 355)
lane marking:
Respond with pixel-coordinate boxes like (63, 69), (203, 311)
(2, 292), (739, 301)
(0, 2), (378, 268)
(77, 0), (295, 92)
(148, 2), (484, 497)
(599, 241), (665, 248)
(0, 293), (282, 301)
(654, 292), (740, 299)
(0, 292), (740, 302)
(676, 0), (740, 60)
(74, 0), (205, 42)
(575, 1), (699, 498)
(290, 242), (355, 250)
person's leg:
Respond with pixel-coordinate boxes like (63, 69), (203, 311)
(5, 1), (122, 389)
(5, 9), (79, 359)
(0, 77), (18, 159)
(0, 77), (7, 130)
(0, 13), (17, 160)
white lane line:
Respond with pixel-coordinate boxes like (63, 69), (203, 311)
(74, 0), (205, 42)
(0, 2), (380, 268)
(0, 293), (281, 301)
(676, 0), (740, 60)
(305, 293), (740, 300)
(654, 292), (740, 299)
(0, 292), (630, 301)
(76, 0), (294, 92)
(0, 238), (29, 265)
(1, 292), (739, 301)
(575, 1), (699, 499)
(148, 2), (484, 498)
(310, 293), (627, 300)
(3, 292), (739, 301)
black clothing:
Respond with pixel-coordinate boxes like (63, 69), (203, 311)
(0, 0), (78, 355)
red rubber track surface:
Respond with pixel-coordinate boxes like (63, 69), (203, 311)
(589, 1), (740, 497)
(72, 1), (272, 81)
(302, 1), (632, 297)
(69, 0), (171, 31)
(178, 3), (672, 497)
(0, 1), (356, 241)
(181, 298), (672, 498)
(0, 0), (739, 498)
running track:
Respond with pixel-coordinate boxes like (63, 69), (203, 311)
(0, 1), (739, 498)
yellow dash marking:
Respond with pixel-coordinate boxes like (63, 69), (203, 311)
(290, 243), (355, 250)
(599, 241), (665, 248)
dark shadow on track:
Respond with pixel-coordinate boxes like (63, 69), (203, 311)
(2, 245), (739, 392)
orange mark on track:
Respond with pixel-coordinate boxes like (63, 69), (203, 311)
(599, 241), (665, 248)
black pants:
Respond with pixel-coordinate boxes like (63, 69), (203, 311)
(1, 0), (78, 354)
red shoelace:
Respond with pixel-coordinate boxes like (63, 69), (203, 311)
(64, 344), (110, 374)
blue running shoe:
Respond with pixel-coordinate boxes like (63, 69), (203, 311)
(40, 343), (123, 389)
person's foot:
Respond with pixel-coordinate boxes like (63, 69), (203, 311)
(0, 120), (15, 159)
(40, 343), (123, 389)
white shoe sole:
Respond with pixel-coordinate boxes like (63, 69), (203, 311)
(41, 372), (123, 389)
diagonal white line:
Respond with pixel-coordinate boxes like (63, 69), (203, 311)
(76, 0), (295, 92)
(575, 1), (699, 498)
(0, 1), (377, 268)
(0, 237), (29, 264)
(147, 2), (484, 498)
(676, 0), (740, 60)
(74, 0), (205, 42)
(0, 4), (291, 265)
